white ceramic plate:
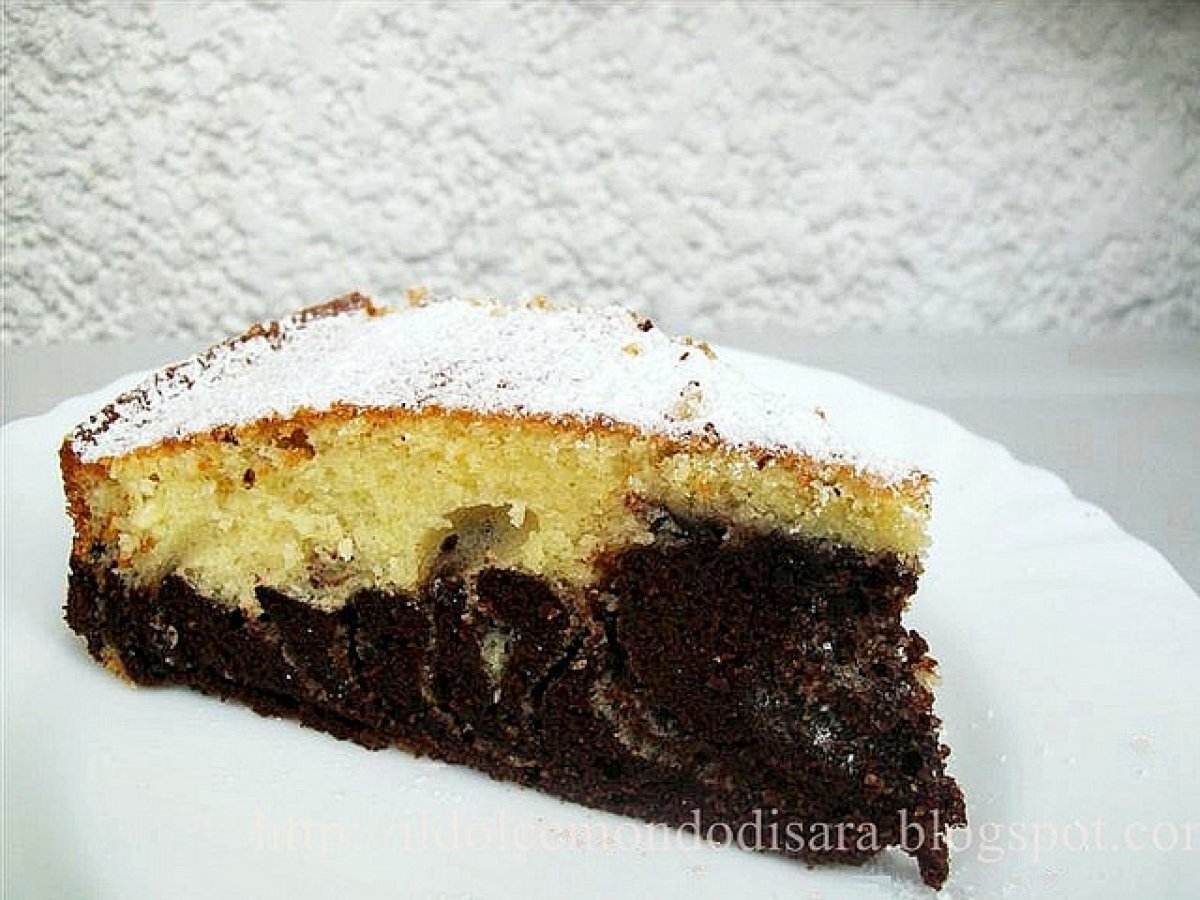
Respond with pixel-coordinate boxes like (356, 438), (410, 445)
(4, 350), (1198, 900)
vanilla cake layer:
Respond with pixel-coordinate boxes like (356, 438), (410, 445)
(64, 409), (929, 611)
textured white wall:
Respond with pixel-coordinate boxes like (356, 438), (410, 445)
(3, 1), (1198, 345)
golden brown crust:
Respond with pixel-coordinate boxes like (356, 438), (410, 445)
(60, 438), (94, 563)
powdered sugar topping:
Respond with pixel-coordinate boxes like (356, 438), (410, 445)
(69, 295), (916, 484)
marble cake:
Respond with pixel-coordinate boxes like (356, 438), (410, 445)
(61, 292), (965, 887)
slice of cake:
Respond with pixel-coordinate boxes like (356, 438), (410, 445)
(61, 292), (965, 887)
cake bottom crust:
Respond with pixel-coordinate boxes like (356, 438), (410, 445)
(66, 515), (965, 888)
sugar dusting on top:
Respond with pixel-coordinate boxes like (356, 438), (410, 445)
(69, 294), (917, 483)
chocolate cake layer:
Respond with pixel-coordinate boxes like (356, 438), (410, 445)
(66, 514), (964, 888)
